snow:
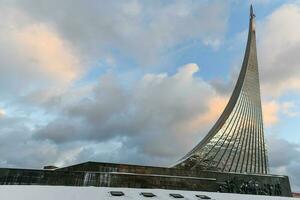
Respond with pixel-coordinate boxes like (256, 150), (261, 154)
(0, 186), (295, 200)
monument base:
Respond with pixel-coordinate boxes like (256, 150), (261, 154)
(0, 161), (292, 197)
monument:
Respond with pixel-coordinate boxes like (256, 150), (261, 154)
(0, 6), (292, 197)
(174, 5), (268, 174)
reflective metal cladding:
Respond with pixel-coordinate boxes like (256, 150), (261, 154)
(174, 5), (269, 174)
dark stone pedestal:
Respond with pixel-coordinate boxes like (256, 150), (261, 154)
(0, 161), (292, 197)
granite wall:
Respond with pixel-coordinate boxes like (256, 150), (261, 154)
(0, 161), (292, 197)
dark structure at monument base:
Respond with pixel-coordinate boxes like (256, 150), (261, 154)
(0, 161), (292, 197)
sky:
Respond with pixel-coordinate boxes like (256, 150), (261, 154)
(0, 0), (300, 191)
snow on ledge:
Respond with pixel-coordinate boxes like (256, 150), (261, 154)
(0, 185), (294, 200)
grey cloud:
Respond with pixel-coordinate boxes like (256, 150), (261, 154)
(34, 64), (217, 162)
(0, 116), (56, 168)
(286, 162), (300, 191)
(258, 3), (300, 95)
(11, 0), (229, 65)
(0, 6), (81, 100)
(0, 0), (230, 106)
(0, 115), (120, 168)
(267, 136), (300, 191)
(268, 136), (300, 168)
(209, 77), (235, 96)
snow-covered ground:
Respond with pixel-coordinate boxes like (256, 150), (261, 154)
(0, 186), (295, 200)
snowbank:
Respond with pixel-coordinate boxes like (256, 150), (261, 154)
(0, 185), (294, 200)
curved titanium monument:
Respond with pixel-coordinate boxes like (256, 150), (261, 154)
(174, 5), (268, 174)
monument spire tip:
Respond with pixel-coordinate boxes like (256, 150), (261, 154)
(250, 4), (255, 19)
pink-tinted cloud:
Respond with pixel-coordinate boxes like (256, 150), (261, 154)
(0, 7), (82, 100)
(0, 108), (5, 118)
(262, 100), (279, 127)
(15, 24), (81, 85)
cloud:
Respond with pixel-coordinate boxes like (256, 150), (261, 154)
(15, 24), (81, 84)
(10, 0), (229, 64)
(0, 116), (56, 168)
(0, 1), (231, 169)
(259, 3), (300, 96)
(262, 100), (279, 126)
(262, 99), (300, 128)
(268, 137), (300, 168)
(0, 7), (81, 99)
(268, 136), (300, 191)
(0, 108), (5, 118)
(33, 64), (221, 165)
(281, 101), (299, 117)
(185, 96), (228, 133)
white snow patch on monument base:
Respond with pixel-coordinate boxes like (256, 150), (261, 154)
(0, 185), (294, 200)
